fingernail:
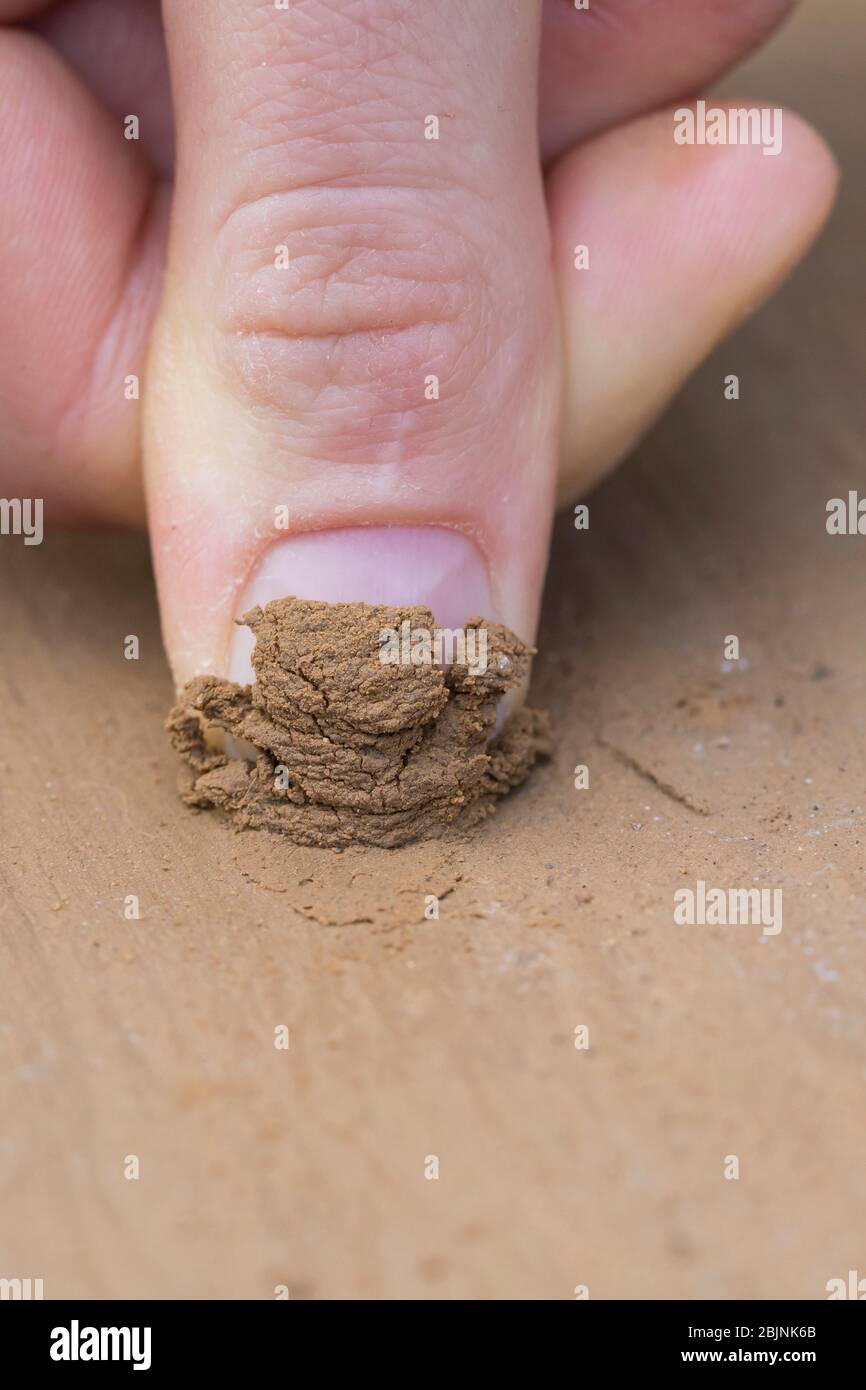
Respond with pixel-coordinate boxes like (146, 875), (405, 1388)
(226, 526), (493, 683)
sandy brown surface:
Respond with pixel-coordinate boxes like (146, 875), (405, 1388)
(1, 0), (865, 1299)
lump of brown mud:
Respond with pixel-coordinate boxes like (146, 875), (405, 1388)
(166, 598), (551, 849)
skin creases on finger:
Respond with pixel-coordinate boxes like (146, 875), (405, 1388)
(146, 0), (561, 688)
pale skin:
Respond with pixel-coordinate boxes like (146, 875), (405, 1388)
(0, 0), (836, 688)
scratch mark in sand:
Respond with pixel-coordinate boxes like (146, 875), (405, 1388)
(599, 739), (710, 817)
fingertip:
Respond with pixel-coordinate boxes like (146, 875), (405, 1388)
(548, 101), (839, 500)
(549, 99), (838, 317)
(762, 106), (839, 226)
(676, 104), (839, 311)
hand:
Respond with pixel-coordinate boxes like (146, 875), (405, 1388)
(0, 0), (836, 684)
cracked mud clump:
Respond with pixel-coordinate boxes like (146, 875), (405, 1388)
(167, 597), (551, 849)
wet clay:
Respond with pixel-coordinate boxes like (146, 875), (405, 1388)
(167, 598), (551, 849)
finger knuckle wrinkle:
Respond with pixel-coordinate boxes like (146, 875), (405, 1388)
(213, 196), (489, 422)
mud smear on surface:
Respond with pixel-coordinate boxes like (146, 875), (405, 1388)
(231, 833), (465, 928)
